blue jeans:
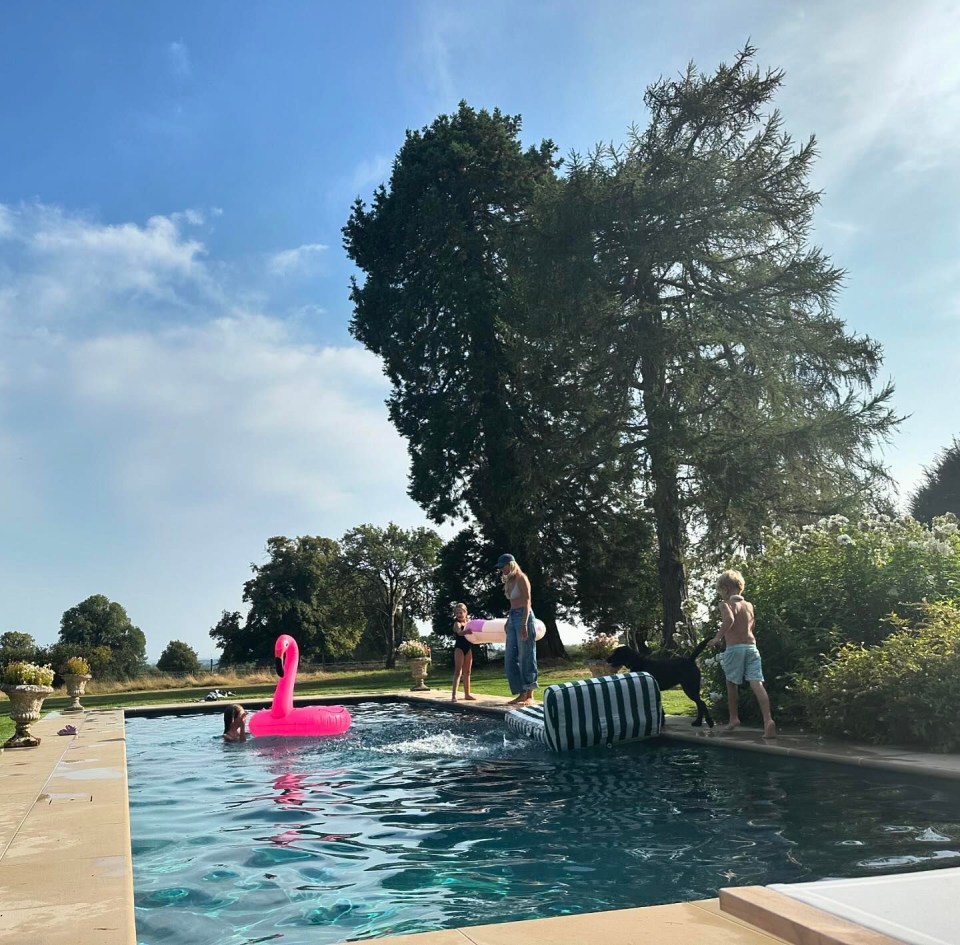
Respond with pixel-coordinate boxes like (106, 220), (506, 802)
(504, 608), (538, 695)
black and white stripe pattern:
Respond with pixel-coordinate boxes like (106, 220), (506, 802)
(504, 703), (549, 745)
(504, 671), (661, 752)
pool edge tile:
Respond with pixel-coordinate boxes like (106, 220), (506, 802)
(0, 708), (136, 945)
(720, 885), (905, 945)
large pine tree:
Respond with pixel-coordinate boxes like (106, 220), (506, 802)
(539, 48), (899, 644)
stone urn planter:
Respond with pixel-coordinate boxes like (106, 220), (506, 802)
(408, 658), (431, 692)
(62, 673), (92, 713)
(0, 684), (55, 748)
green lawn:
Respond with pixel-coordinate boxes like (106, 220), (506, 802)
(0, 665), (693, 745)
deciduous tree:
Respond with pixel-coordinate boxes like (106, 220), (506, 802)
(0, 631), (38, 666)
(58, 595), (146, 679)
(157, 640), (202, 675)
(214, 537), (365, 666)
(340, 523), (442, 667)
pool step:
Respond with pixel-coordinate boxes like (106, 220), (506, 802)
(720, 886), (903, 945)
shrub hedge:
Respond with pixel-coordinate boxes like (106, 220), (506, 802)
(802, 601), (960, 752)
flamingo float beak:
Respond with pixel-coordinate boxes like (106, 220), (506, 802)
(274, 638), (286, 678)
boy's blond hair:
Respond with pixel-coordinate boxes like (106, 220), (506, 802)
(717, 569), (745, 596)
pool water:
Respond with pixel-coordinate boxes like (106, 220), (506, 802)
(127, 702), (960, 945)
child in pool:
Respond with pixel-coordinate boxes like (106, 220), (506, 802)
(223, 704), (248, 742)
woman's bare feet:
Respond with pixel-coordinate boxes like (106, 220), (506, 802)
(506, 695), (523, 706)
(464, 694), (477, 701)
(515, 698), (535, 707)
(721, 719), (741, 734)
(763, 720), (777, 739)
(450, 696), (458, 702)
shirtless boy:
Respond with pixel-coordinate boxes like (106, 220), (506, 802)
(708, 569), (776, 738)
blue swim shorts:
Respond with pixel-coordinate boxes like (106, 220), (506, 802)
(720, 644), (764, 684)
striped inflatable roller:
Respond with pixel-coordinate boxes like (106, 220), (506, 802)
(504, 671), (662, 751)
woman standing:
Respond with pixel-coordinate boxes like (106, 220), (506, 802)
(450, 602), (477, 702)
(497, 553), (538, 705)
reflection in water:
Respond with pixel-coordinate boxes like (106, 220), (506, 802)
(128, 703), (960, 945)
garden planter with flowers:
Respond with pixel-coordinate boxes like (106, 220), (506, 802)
(397, 640), (432, 691)
(1, 661), (55, 748)
(61, 656), (92, 713)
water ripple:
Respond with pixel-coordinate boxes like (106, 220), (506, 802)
(128, 702), (960, 945)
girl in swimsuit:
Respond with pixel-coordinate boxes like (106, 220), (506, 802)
(451, 602), (477, 702)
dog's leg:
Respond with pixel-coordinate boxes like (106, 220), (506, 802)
(699, 698), (714, 728)
(682, 680), (714, 728)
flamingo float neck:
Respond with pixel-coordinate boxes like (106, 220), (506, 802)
(271, 634), (299, 717)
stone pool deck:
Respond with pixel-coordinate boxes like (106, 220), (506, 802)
(1, 691), (957, 945)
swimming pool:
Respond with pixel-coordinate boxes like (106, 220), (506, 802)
(127, 701), (960, 945)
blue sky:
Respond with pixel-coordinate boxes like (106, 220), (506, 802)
(1, 1), (958, 661)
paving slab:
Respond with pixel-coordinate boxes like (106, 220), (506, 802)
(0, 709), (135, 945)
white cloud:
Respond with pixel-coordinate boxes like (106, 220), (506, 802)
(413, 1), (466, 108)
(0, 203), (211, 328)
(268, 242), (329, 276)
(171, 208), (205, 227)
(167, 40), (191, 80)
(350, 155), (393, 196)
(70, 316), (404, 517)
(0, 202), (414, 534)
(772, 1), (960, 185)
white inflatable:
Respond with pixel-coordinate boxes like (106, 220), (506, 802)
(464, 617), (546, 643)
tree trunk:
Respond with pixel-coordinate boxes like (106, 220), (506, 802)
(649, 459), (687, 650)
(521, 543), (566, 658)
(640, 342), (687, 652)
(538, 613), (564, 658)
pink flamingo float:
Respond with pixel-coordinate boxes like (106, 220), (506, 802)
(248, 634), (351, 737)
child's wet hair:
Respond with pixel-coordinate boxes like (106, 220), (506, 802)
(223, 703), (244, 732)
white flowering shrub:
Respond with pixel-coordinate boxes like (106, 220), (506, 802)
(704, 513), (960, 723)
(1, 661), (55, 687)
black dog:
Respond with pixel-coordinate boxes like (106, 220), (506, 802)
(607, 639), (715, 728)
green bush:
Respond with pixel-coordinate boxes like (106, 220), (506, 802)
(803, 601), (960, 751)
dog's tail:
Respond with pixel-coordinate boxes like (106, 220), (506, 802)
(689, 636), (714, 661)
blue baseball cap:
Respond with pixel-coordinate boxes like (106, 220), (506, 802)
(496, 553), (515, 568)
